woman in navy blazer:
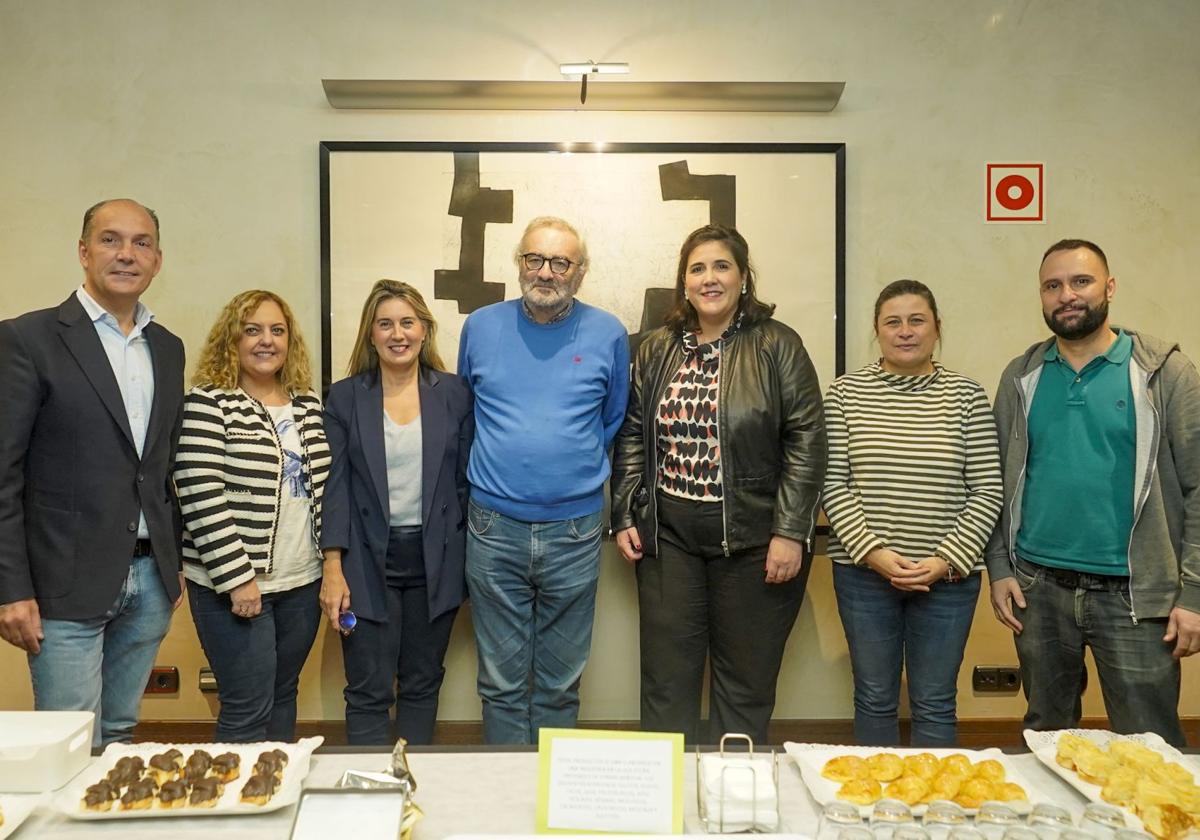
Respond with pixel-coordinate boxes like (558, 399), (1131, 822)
(320, 279), (474, 745)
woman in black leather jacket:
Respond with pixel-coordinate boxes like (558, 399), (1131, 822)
(611, 224), (826, 744)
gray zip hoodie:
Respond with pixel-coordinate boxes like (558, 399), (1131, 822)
(984, 328), (1200, 619)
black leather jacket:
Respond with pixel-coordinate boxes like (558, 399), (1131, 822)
(610, 318), (826, 556)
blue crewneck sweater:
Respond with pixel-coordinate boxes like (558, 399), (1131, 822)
(458, 299), (630, 521)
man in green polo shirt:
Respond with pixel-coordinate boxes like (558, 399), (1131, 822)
(985, 239), (1200, 746)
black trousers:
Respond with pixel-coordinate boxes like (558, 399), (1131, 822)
(636, 493), (808, 745)
(341, 526), (458, 745)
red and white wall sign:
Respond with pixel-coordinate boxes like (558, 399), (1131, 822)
(986, 163), (1044, 223)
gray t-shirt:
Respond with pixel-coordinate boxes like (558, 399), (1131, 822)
(384, 411), (423, 526)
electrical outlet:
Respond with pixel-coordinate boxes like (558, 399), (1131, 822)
(144, 666), (179, 694)
(199, 667), (219, 693)
(972, 665), (1021, 693)
(972, 666), (999, 692)
(997, 667), (1021, 691)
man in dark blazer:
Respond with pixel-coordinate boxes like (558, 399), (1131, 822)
(0, 198), (185, 746)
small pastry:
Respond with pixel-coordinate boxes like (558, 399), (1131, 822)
(240, 772), (279, 805)
(254, 753), (285, 780)
(926, 771), (967, 802)
(903, 753), (940, 780)
(972, 758), (1006, 782)
(157, 779), (191, 809)
(81, 780), (120, 812)
(212, 752), (242, 782)
(189, 777), (224, 808)
(953, 776), (996, 809)
(162, 747), (185, 768)
(884, 775), (931, 806)
(147, 752), (182, 783)
(119, 778), (159, 811)
(867, 753), (904, 782)
(822, 755), (869, 783)
(106, 755), (146, 788)
(996, 782), (1028, 802)
(836, 777), (882, 805)
(184, 750), (213, 783)
(940, 754), (974, 776)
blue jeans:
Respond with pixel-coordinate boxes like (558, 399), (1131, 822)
(188, 578), (321, 742)
(341, 526), (459, 746)
(29, 554), (173, 747)
(1010, 557), (1185, 746)
(465, 500), (603, 745)
(833, 561), (980, 747)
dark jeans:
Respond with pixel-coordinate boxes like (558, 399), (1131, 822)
(637, 493), (807, 745)
(187, 578), (321, 743)
(832, 561), (981, 747)
(1011, 556), (1185, 746)
(341, 526), (458, 745)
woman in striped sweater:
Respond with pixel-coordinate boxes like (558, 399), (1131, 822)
(823, 279), (1002, 747)
(174, 290), (330, 742)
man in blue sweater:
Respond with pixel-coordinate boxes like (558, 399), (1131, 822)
(458, 216), (630, 744)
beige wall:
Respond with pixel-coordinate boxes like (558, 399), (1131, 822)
(2, 0), (1198, 725)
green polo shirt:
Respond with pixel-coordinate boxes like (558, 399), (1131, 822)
(1016, 330), (1135, 575)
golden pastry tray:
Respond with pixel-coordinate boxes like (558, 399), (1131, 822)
(784, 742), (1040, 817)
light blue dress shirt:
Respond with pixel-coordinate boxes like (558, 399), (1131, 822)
(76, 286), (156, 539)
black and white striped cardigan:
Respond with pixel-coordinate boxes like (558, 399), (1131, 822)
(174, 386), (331, 593)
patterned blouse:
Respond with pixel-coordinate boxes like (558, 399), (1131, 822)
(656, 317), (741, 502)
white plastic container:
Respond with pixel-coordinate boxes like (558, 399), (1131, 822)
(0, 711), (94, 792)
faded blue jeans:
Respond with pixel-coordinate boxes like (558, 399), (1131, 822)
(29, 554), (173, 747)
(465, 500), (603, 745)
(833, 561), (981, 747)
(1010, 556), (1185, 746)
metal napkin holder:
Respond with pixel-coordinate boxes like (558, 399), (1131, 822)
(696, 733), (780, 833)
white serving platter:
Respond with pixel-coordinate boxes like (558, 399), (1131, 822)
(1023, 728), (1199, 831)
(784, 742), (1039, 817)
(53, 737), (322, 820)
(0, 794), (43, 839)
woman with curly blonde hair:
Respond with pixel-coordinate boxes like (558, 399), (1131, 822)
(174, 290), (331, 742)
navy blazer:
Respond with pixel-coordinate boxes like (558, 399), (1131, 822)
(321, 367), (474, 622)
(0, 293), (185, 618)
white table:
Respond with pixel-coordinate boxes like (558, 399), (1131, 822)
(9, 749), (1092, 839)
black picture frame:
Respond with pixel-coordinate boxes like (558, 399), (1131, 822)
(318, 141), (846, 395)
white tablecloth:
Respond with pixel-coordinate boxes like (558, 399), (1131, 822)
(10, 749), (1093, 839)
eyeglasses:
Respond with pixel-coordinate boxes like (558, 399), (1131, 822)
(520, 253), (577, 274)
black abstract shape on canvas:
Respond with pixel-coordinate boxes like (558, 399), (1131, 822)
(434, 153), (513, 313)
(658, 160), (736, 227)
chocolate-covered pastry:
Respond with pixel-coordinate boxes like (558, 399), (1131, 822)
(119, 777), (159, 810)
(106, 756), (145, 789)
(157, 779), (190, 809)
(240, 772), (278, 805)
(253, 755), (284, 780)
(81, 780), (120, 812)
(184, 750), (213, 782)
(211, 752), (241, 782)
(148, 752), (181, 783)
(189, 777), (224, 808)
